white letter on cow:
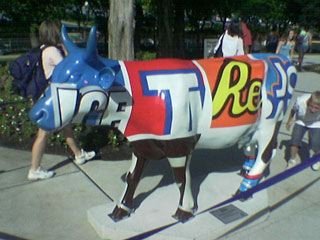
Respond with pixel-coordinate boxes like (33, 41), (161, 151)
(146, 72), (202, 136)
(100, 90), (132, 131)
(72, 86), (108, 124)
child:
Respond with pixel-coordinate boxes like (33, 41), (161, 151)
(286, 91), (320, 170)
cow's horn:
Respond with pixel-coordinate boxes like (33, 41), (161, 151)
(84, 26), (97, 59)
(61, 25), (78, 53)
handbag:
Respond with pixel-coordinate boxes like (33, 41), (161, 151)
(214, 34), (225, 58)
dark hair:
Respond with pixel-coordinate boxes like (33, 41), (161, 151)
(39, 20), (61, 46)
(227, 21), (240, 37)
(279, 32), (287, 42)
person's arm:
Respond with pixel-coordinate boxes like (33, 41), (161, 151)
(290, 42), (295, 59)
(308, 33), (312, 51)
(275, 41), (283, 54)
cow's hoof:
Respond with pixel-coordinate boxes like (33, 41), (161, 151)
(109, 204), (133, 222)
(172, 208), (194, 223)
(239, 168), (248, 177)
(234, 189), (252, 202)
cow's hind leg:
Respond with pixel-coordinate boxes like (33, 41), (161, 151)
(237, 122), (281, 195)
(110, 153), (147, 222)
(240, 143), (258, 176)
(168, 154), (195, 222)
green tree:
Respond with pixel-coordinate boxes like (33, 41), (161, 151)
(284, 0), (320, 28)
(1, 0), (69, 47)
(2, 0), (68, 28)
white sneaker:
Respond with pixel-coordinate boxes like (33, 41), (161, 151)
(311, 161), (320, 171)
(74, 149), (96, 165)
(28, 167), (55, 180)
(287, 159), (298, 169)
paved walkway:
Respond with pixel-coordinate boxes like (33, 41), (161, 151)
(1, 54), (320, 240)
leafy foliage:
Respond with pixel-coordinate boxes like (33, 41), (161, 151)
(0, 65), (35, 143)
(284, 0), (320, 28)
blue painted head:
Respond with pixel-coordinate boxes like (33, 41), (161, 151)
(29, 25), (122, 131)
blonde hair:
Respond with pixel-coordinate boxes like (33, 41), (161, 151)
(39, 20), (61, 46)
(311, 91), (320, 104)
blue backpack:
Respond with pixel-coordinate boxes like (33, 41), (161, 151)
(9, 47), (48, 101)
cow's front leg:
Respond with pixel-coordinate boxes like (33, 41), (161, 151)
(237, 122), (280, 196)
(110, 153), (147, 222)
(168, 154), (195, 222)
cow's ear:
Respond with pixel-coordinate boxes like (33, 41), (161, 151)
(98, 67), (115, 90)
(84, 26), (97, 60)
(61, 25), (79, 53)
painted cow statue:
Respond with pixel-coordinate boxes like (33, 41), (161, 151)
(29, 26), (297, 222)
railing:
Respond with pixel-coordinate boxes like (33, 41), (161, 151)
(0, 38), (31, 55)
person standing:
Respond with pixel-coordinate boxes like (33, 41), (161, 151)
(276, 29), (296, 61)
(240, 19), (252, 54)
(213, 21), (244, 57)
(296, 27), (312, 71)
(251, 32), (263, 53)
(28, 20), (96, 180)
(266, 26), (279, 53)
(286, 91), (320, 170)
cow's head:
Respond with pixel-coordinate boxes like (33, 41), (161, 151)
(29, 25), (120, 132)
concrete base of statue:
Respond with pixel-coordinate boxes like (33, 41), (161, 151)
(87, 170), (269, 240)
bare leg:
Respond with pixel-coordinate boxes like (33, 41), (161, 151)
(297, 50), (304, 71)
(31, 128), (48, 170)
(63, 125), (81, 157)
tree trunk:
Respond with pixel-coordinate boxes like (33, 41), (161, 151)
(108, 0), (135, 60)
(156, 0), (174, 57)
(173, 0), (185, 58)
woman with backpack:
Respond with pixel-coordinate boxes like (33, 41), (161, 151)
(28, 20), (96, 180)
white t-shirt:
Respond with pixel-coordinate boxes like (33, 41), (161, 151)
(214, 30), (244, 57)
(41, 45), (64, 79)
(293, 94), (320, 128)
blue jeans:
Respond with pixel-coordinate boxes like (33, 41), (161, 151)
(291, 124), (320, 153)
